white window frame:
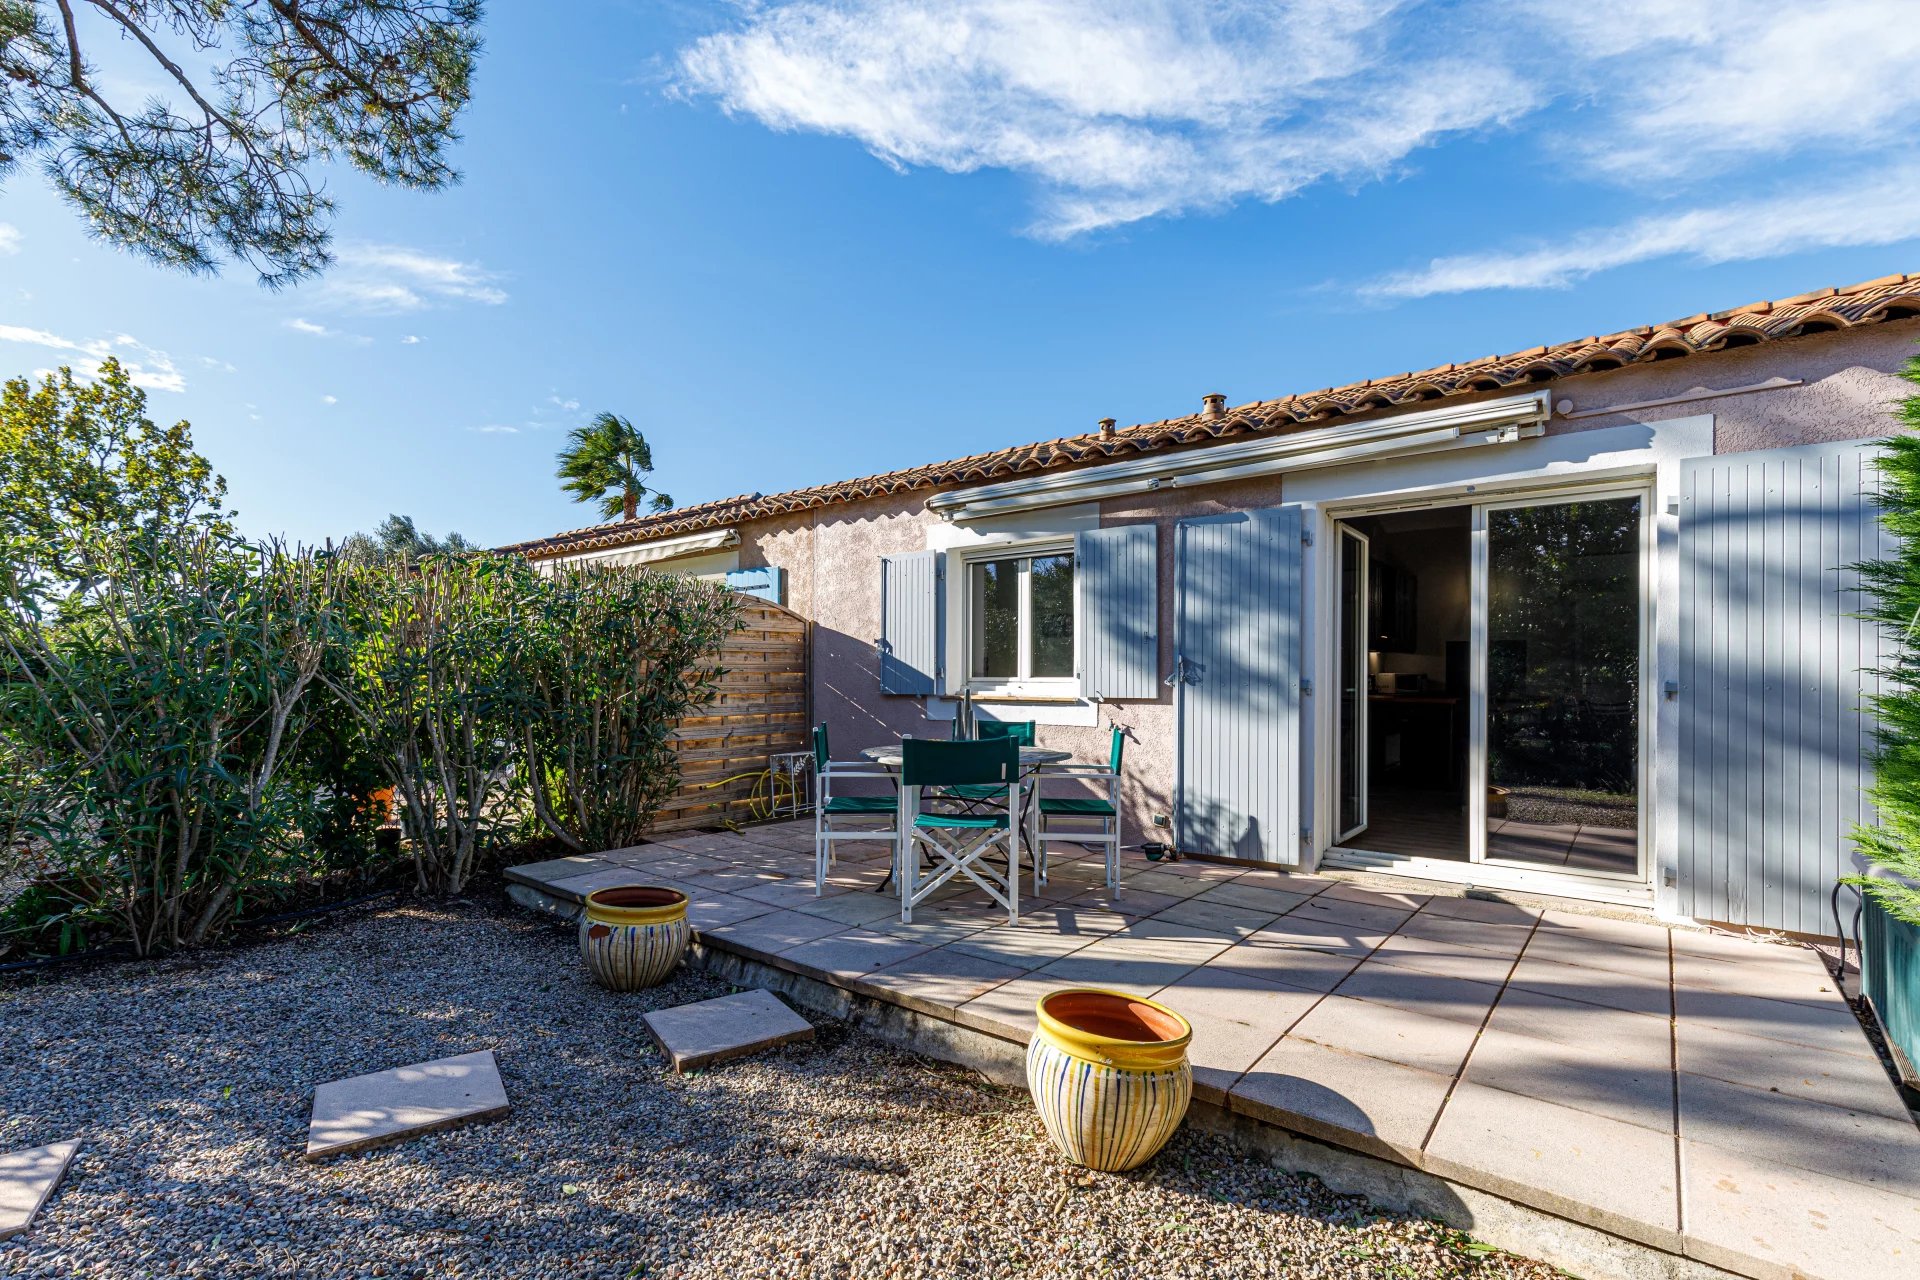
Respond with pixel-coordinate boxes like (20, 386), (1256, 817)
(955, 538), (1080, 700)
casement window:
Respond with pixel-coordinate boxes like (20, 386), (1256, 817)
(965, 549), (1076, 695)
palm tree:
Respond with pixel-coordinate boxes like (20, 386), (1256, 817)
(555, 413), (674, 521)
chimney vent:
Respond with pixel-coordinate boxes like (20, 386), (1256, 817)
(1202, 393), (1227, 420)
(1098, 417), (1117, 438)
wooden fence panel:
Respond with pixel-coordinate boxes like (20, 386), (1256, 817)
(650, 595), (810, 833)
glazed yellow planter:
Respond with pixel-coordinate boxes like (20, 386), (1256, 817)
(1026, 988), (1193, 1172)
(578, 886), (691, 991)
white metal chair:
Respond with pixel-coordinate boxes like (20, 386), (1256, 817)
(1034, 724), (1125, 893)
(812, 724), (898, 894)
(897, 737), (1022, 925)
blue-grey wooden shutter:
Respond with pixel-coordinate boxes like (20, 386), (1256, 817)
(1077, 523), (1159, 700)
(722, 566), (785, 605)
(879, 551), (943, 695)
(1678, 440), (1890, 933)
(1175, 505), (1304, 863)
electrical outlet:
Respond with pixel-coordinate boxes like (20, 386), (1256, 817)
(1150, 813), (1170, 828)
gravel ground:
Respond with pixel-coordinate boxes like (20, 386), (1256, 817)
(1, 899), (1563, 1280)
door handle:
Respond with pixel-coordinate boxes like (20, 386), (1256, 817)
(1164, 654), (1186, 687)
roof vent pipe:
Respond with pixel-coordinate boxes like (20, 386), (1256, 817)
(1201, 393), (1227, 420)
(1098, 418), (1117, 438)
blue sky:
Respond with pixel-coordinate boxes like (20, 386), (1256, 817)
(4, 1), (1919, 548)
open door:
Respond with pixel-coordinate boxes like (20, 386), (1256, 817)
(1335, 523), (1369, 844)
(1172, 506), (1304, 863)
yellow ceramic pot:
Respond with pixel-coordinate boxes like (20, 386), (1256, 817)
(578, 886), (691, 991)
(1026, 988), (1193, 1172)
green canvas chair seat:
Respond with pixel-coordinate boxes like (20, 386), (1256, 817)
(914, 811), (1011, 830)
(824, 794), (897, 815)
(1037, 795), (1115, 817)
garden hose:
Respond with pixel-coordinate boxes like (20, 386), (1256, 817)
(682, 766), (805, 830)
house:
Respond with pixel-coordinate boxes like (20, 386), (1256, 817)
(506, 272), (1920, 937)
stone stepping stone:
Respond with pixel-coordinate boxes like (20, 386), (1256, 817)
(305, 1049), (510, 1160)
(642, 988), (815, 1074)
(0, 1140), (78, 1240)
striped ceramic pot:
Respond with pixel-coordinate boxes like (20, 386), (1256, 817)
(578, 886), (691, 991)
(1026, 988), (1193, 1173)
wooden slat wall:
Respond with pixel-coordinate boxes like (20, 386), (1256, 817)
(650, 596), (811, 833)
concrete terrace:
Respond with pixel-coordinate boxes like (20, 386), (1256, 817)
(508, 821), (1920, 1280)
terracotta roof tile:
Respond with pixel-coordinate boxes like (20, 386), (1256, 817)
(505, 272), (1920, 560)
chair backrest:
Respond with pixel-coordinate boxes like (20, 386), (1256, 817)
(976, 719), (1035, 746)
(902, 737), (1019, 789)
(813, 723), (829, 774)
(1108, 724), (1126, 773)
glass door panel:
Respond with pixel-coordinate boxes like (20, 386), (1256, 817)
(1335, 525), (1369, 843)
(1481, 495), (1642, 876)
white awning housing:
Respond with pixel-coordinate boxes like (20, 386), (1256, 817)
(927, 392), (1551, 522)
(545, 527), (740, 568)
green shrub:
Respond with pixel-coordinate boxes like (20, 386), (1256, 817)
(1856, 352), (1920, 926)
(0, 528), (345, 954)
(519, 563), (741, 854)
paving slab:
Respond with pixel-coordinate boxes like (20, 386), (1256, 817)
(1417, 895), (1540, 927)
(1209, 937), (1366, 993)
(1393, 910), (1535, 957)
(1676, 1070), (1920, 1196)
(778, 929), (931, 984)
(1195, 881), (1316, 916)
(1231, 1037), (1452, 1163)
(504, 854), (619, 892)
(1671, 986), (1873, 1056)
(1332, 963), (1503, 1027)
(793, 888), (903, 928)
(1286, 894), (1415, 934)
(1680, 1137), (1920, 1280)
(1463, 1026), (1674, 1133)
(1425, 1081), (1681, 1251)
(1505, 953), (1672, 1017)
(1484, 985), (1671, 1063)
(1287, 993), (1483, 1078)
(1151, 896), (1283, 940)
(0, 1141), (78, 1240)
(641, 988), (815, 1073)
(1366, 934), (1520, 985)
(862, 946), (1023, 1015)
(305, 1050), (509, 1160)
(701, 908), (846, 953)
(1147, 966), (1322, 1102)
(1674, 1017), (1911, 1119)
(684, 892), (780, 932)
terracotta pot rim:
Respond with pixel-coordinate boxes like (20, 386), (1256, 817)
(584, 885), (689, 925)
(1035, 988), (1192, 1069)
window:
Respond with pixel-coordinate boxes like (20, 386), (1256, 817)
(967, 552), (1075, 687)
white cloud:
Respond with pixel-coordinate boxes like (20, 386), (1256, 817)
(401, 334), (423, 344)
(0, 224), (19, 255)
(317, 243), (508, 313)
(322, 394), (338, 405)
(677, 0), (1920, 276)
(0, 324), (186, 392)
(470, 424), (519, 434)
(285, 317), (372, 345)
(549, 395), (580, 411)
(1369, 161), (1920, 299)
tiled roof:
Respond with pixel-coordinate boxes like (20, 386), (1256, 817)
(505, 272), (1920, 560)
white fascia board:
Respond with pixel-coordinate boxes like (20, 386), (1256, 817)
(928, 392), (1550, 522)
(547, 526), (740, 567)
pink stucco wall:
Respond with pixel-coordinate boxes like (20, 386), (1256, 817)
(729, 319), (1920, 845)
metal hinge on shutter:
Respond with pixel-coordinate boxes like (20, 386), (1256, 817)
(1301, 528), (1314, 546)
(1299, 678), (1313, 695)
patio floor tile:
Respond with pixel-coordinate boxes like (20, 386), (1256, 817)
(1209, 938), (1366, 993)
(862, 946), (1023, 1013)
(1054, 887), (1182, 918)
(1484, 985), (1672, 1063)
(1120, 869), (1216, 899)
(1151, 896), (1283, 940)
(1417, 895), (1540, 927)
(1249, 915), (1391, 957)
(1671, 949), (1848, 1011)
(1148, 967), (1322, 1103)
(547, 865), (671, 899)
(1286, 993), (1482, 1077)
(641, 988), (815, 1074)
(1285, 894), (1415, 934)
(1393, 910), (1535, 957)
(1332, 963), (1503, 1027)
(1029, 936), (1220, 992)
(1194, 881), (1316, 915)
(504, 853), (619, 890)
(1675, 1018), (1911, 1120)
(955, 972), (1080, 1040)
(945, 920), (1100, 970)
(1462, 1026), (1674, 1133)
(1532, 909), (1674, 957)
(1505, 953), (1672, 1017)
(792, 889), (901, 927)
(1231, 1037), (1452, 1163)
(0, 1141), (78, 1240)
(305, 1050), (509, 1160)
(1426, 1081), (1680, 1249)
(1677, 1071), (1920, 1195)
(1680, 1137), (1920, 1280)
(684, 892), (780, 931)
(1319, 882), (1432, 911)
(737, 879), (848, 911)
(702, 908), (846, 953)
(1366, 934), (1520, 986)
(778, 929), (931, 983)
(1671, 986), (1875, 1056)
